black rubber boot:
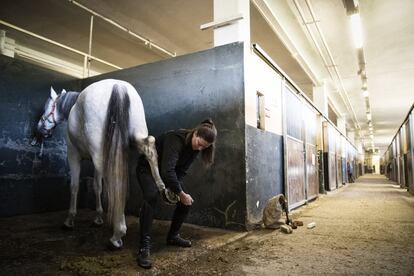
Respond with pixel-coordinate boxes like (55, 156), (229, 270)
(137, 235), (152, 269)
(166, 202), (191, 247)
(137, 201), (155, 269)
(168, 202), (191, 234)
(167, 234), (192, 247)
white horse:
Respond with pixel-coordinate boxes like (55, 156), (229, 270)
(35, 79), (178, 249)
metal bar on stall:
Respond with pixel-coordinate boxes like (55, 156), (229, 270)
(68, 0), (176, 57)
(87, 15), (94, 77)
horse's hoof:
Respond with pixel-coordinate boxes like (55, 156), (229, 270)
(92, 218), (104, 227)
(61, 223), (74, 231)
(106, 241), (123, 251)
(160, 188), (179, 205)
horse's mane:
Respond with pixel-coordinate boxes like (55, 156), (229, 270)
(58, 92), (80, 120)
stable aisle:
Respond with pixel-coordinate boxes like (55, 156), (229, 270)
(230, 174), (414, 275)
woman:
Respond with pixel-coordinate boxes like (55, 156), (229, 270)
(136, 119), (217, 269)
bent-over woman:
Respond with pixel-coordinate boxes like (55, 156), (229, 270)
(136, 118), (217, 269)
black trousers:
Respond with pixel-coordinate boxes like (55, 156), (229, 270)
(136, 159), (191, 246)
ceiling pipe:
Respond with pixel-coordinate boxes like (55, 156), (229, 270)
(343, 0), (359, 15)
(85, 15), (94, 77)
(297, 0), (361, 132)
(0, 19), (121, 70)
(291, 0), (347, 117)
(290, 2), (335, 84)
(251, 0), (321, 86)
(68, 0), (176, 58)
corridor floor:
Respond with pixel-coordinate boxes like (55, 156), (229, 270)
(0, 174), (413, 275)
(227, 174), (414, 275)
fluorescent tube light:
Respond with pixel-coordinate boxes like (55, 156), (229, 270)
(350, 14), (363, 48)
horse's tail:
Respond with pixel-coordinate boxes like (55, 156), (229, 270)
(102, 84), (130, 225)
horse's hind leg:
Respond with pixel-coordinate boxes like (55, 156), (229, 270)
(137, 136), (165, 191)
(137, 136), (179, 204)
(92, 169), (104, 226)
(63, 143), (81, 229)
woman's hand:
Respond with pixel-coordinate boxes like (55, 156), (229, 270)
(179, 191), (194, 206)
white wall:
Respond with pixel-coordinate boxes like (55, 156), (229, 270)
(245, 52), (283, 135)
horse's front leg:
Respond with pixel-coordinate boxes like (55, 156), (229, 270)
(63, 145), (81, 229)
(92, 169), (104, 226)
(138, 136), (179, 204)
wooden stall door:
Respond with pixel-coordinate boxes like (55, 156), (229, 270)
(287, 137), (306, 209)
(284, 87), (306, 210)
(404, 154), (409, 187)
(329, 153), (337, 190)
(336, 156), (342, 188)
(399, 157), (406, 188)
(306, 144), (318, 199)
(408, 152), (414, 193)
(393, 158), (398, 182)
(405, 117), (413, 192)
(303, 105), (318, 201)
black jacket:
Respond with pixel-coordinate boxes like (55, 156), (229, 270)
(156, 129), (199, 194)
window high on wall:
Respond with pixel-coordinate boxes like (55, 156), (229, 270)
(257, 91), (265, 130)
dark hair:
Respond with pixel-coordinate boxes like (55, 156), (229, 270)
(186, 118), (217, 166)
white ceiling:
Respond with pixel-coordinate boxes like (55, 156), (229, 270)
(305, 0), (414, 152)
(1, 0), (413, 153)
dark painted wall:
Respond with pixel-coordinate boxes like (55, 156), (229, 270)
(245, 125), (284, 227)
(0, 55), (91, 216)
(0, 43), (252, 230)
(83, 43), (247, 229)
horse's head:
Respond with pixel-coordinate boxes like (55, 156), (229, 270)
(36, 87), (66, 139)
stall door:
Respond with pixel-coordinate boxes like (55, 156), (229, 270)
(399, 157), (406, 188)
(287, 137), (306, 209)
(323, 123), (337, 191)
(284, 87), (306, 209)
(306, 144), (318, 199)
(329, 153), (337, 190)
(336, 156), (342, 187)
(335, 132), (343, 187)
(304, 105), (318, 200)
(406, 115), (414, 193)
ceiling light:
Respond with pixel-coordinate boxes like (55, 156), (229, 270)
(350, 14), (363, 48)
(362, 90), (369, 97)
(362, 79), (368, 89)
(367, 113), (372, 120)
(370, 134), (374, 139)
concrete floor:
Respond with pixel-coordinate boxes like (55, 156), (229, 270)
(0, 174), (413, 275)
